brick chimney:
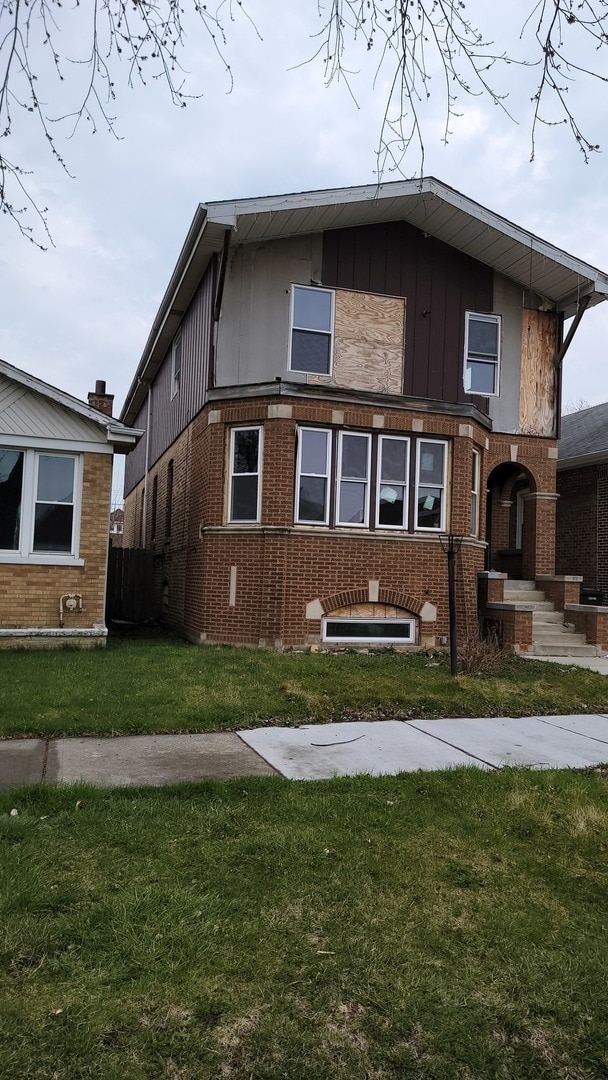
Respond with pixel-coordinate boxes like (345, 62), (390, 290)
(88, 380), (114, 417)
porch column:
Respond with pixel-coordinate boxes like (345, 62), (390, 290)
(522, 492), (558, 579)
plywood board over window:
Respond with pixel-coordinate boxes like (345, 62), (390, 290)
(519, 309), (558, 437)
(310, 289), (405, 395)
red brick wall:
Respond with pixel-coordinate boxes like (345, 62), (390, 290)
(556, 465), (598, 587)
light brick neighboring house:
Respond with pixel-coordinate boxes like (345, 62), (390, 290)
(0, 363), (141, 648)
(557, 403), (608, 603)
(120, 179), (608, 653)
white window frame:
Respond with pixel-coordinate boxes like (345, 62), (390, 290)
(295, 427), (332, 526)
(0, 448), (83, 565)
(376, 434), (410, 530)
(470, 448), (480, 537)
(322, 617), (416, 645)
(170, 332), (182, 400)
(336, 431), (371, 528)
(228, 426), (263, 524)
(415, 439), (448, 533)
(289, 284), (335, 376)
(464, 312), (501, 397)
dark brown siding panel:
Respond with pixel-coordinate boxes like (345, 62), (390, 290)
(322, 221), (493, 409)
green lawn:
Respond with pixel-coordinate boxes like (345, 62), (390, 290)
(1, 768), (607, 1078)
(1, 635), (608, 738)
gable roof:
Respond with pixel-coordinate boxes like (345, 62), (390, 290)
(559, 402), (608, 467)
(0, 360), (142, 451)
(121, 177), (608, 425)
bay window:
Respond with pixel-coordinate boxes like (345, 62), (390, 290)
(296, 428), (331, 524)
(229, 427), (262, 523)
(337, 432), (371, 526)
(415, 440), (447, 531)
(376, 435), (409, 528)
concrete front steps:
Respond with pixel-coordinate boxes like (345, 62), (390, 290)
(503, 580), (599, 656)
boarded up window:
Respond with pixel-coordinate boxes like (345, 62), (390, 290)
(519, 309), (558, 437)
(309, 288), (405, 395)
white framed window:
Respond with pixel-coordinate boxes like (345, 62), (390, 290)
(229, 427), (262, 523)
(323, 617), (416, 644)
(296, 428), (332, 524)
(337, 432), (371, 527)
(289, 284), (334, 375)
(464, 313), (501, 396)
(415, 440), (447, 531)
(170, 333), (182, 400)
(376, 435), (409, 529)
(0, 449), (82, 562)
(470, 448), (480, 537)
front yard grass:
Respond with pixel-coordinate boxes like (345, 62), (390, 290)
(2, 767), (608, 1079)
(1, 635), (608, 739)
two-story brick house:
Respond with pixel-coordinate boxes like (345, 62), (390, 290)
(120, 179), (608, 652)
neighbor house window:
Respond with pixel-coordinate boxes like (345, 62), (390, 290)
(296, 428), (331, 524)
(151, 474), (158, 541)
(0, 449), (80, 560)
(229, 427), (262, 523)
(166, 459), (174, 537)
(337, 432), (371, 527)
(376, 435), (409, 529)
(464, 313), (501, 395)
(170, 333), (182, 399)
(470, 448), (480, 536)
(415, 440), (447, 531)
(323, 618), (416, 644)
(290, 285), (334, 375)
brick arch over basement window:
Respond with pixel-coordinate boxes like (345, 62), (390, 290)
(318, 588), (427, 617)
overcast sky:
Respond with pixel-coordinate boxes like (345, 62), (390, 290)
(2, 2), (608, 505)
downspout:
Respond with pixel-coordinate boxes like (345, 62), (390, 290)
(141, 385), (152, 548)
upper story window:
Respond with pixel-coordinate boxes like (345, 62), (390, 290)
(229, 427), (262, 523)
(464, 313), (501, 396)
(0, 449), (80, 561)
(170, 333), (182, 399)
(290, 285), (334, 375)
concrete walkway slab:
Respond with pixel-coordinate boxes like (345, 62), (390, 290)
(534, 714), (608, 744)
(522, 654), (608, 674)
(238, 721), (488, 780)
(0, 740), (46, 790)
(44, 732), (276, 787)
(408, 716), (608, 769)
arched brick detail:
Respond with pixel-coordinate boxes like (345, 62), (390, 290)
(318, 588), (426, 617)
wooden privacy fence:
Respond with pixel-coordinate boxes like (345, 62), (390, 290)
(106, 547), (155, 623)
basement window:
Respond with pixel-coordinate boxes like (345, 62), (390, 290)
(322, 618), (416, 644)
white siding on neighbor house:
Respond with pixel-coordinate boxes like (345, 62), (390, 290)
(215, 234), (323, 387)
(0, 376), (105, 444)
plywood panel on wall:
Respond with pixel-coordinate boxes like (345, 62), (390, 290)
(309, 288), (405, 395)
(518, 309), (558, 437)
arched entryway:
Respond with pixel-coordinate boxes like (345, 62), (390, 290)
(486, 463), (544, 579)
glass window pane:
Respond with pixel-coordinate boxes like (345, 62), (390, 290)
(291, 330), (331, 374)
(466, 360), (496, 395)
(471, 493), (478, 535)
(468, 316), (498, 356)
(37, 456), (74, 503)
(417, 488), (442, 529)
(301, 430), (328, 475)
(293, 287), (332, 332)
(325, 620), (413, 640)
(339, 481), (366, 524)
(233, 430), (259, 474)
(378, 485), (406, 527)
(299, 476), (327, 522)
(381, 439), (408, 482)
(418, 443), (445, 485)
(231, 474), (258, 520)
(0, 450), (23, 550)
(33, 504), (74, 552)
(341, 435), (368, 479)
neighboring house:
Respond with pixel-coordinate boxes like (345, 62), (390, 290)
(109, 508), (125, 547)
(120, 178), (608, 653)
(0, 365), (141, 648)
(557, 402), (608, 602)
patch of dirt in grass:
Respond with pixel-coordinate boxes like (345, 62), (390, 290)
(325, 1000), (368, 1052)
(568, 804), (608, 835)
(526, 1025), (586, 1079)
(217, 1009), (263, 1077)
(282, 680), (328, 711)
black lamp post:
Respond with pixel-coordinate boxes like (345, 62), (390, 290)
(439, 533), (464, 676)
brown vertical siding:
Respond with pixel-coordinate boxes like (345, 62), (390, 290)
(322, 221), (493, 411)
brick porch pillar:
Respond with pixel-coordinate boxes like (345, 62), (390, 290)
(522, 491), (557, 579)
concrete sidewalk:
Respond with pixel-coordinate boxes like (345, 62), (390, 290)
(2, 713), (608, 790)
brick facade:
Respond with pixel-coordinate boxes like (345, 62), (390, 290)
(556, 465), (598, 589)
(124, 393), (557, 649)
(0, 452), (112, 647)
